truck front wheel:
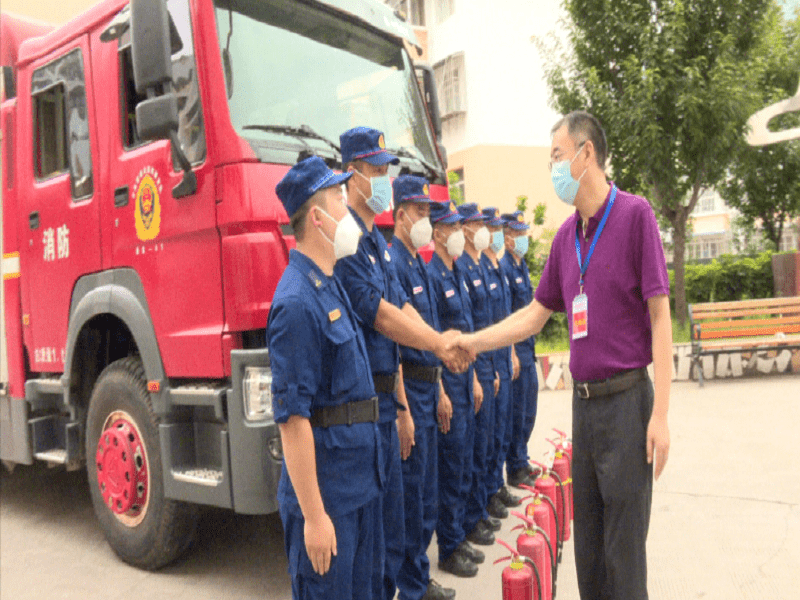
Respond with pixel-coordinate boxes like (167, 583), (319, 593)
(86, 356), (198, 570)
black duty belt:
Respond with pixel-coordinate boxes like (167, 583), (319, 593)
(402, 361), (443, 385)
(372, 372), (400, 395)
(310, 397), (379, 428)
(573, 367), (648, 399)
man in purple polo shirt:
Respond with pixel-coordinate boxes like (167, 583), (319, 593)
(453, 110), (671, 600)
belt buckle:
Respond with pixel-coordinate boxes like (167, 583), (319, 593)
(434, 366), (443, 382)
(391, 372), (400, 392)
(577, 382), (590, 399)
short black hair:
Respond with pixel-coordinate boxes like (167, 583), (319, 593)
(551, 110), (607, 170)
(290, 195), (324, 242)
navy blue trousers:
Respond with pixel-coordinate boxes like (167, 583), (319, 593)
(396, 422), (438, 600)
(376, 420), (405, 600)
(506, 361), (539, 474)
(464, 377), (495, 535)
(436, 370), (474, 561)
(281, 496), (381, 600)
(572, 377), (654, 600)
(489, 376), (512, 495)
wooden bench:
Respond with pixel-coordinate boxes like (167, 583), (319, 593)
(689, 296), (800, 386)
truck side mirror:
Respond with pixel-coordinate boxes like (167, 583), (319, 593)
(129, 0), (196, 197)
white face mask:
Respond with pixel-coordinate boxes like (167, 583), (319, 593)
(316, 207), (362, 259)
(403, 211), (433, 249)
(469, 225), (490, 252)
(445, 229), (465, 257)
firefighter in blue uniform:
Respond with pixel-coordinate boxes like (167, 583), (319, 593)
(500, 211), (540, 487)
(389, 176), (456, 600)
(334, 127), (470, 600)
(456, 203), (510, 535)
(268, 156), (382, 600)
(426, 200), (486, 578)
(480, 207), (523, 512)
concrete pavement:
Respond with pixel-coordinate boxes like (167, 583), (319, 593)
(2, 375), (799, 599)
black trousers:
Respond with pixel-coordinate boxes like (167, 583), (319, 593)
(572, 376), (654, 600)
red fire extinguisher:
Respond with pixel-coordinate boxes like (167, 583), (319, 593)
(529, 460), (562, 563)
(519, 484), (558, 578)
(552, 429), (574, 518)
(547, 440), (572, 540)
(495, 539), (543, 600)
(532, 459), (569, 550)
(511, 511), (555, 600)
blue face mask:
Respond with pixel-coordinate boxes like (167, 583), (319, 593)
(513, 235), (529, 257)
(551, 143), (586, 205)
(490, 230), (505, 253)
(356, 170), (393, 214)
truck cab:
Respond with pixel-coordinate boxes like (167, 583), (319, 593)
(1, 0), (447, 570)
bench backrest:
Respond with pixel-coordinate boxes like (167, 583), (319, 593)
(689, 296), (800, 341)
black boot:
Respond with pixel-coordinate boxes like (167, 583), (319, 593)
(466, 520), (495, 546)
(507, 467), (537, 488)
(487, 494), (508, 519)
(421, 578), (456, 600)
(483, 516), (502, 532)
(457, 540), (486, 564)
(496, 486), (522, 507)
(439, 551), (478, 578)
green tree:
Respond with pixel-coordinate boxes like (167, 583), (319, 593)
(719, 6), (800, 251)
(448, 170), (465, 205)
(538, 0), (773, 324)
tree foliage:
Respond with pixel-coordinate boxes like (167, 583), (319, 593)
(538, 0), (774, 323)
(718, 6), (800, 250)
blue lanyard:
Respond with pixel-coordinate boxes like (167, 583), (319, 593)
(574, 185), (616, 293)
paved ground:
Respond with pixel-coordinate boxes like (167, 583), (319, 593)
(2, 374), (799, 599)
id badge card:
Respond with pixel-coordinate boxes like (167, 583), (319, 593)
(572, 293), (588, 340)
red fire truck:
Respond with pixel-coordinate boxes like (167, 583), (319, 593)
(1, 0), (448, 570)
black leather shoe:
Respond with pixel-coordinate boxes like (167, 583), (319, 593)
(422, 578), (456, 600)
(496, 486), (522, 507)
(458, 540), (486, 564)
(487, 495), (508, 519)
(466, 521), (495, 546)
(483, 516), (502, 532)
(526, 463), (542, 478)
(507, 467), (537, 488)
(438, 551), (478, 578)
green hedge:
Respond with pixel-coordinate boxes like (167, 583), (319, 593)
(669, 251), (774, 309)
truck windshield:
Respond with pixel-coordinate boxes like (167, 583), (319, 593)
(214, 0), (441, 176)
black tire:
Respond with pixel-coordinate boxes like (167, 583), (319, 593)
(86, 356), (199, 570)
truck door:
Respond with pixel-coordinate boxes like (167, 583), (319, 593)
(18, 37), (101, 373)
(93, 0), (224, 377)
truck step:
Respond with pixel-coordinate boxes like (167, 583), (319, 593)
(33, 448), (67, 464)
(28, 378), (63, 395)
(171, 468), (223, 487)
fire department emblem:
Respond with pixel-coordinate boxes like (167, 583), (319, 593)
(517, 213), (524, 222)
(423, 184), (429, 195)
(133, 166), (163, 241)
(378, 134), (386, 149)
(449, 202), (456, 212)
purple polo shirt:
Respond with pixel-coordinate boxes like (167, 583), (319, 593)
(534, 184), (669, 381)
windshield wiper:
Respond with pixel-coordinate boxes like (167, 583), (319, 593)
(390, 146), (441, 181)
(242, 124), (341, 157)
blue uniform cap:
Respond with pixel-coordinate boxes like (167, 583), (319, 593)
(393, 175), (433, 205)
(275, 156), (353, 218)
(481, 206), (504, 227)
(457, 202), (488, 222)
(340, 126), (400, 166)
(430, 200), (464, 224)
(502, 211), (530, 231)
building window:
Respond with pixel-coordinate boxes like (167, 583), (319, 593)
(434, 53), (466, 118)
(435, 0), (455, 23)
(693, 189), (717, 214)
(779, 229), (798, 252)
(31, 48), (93, 199)
(393, 0), (425, 26)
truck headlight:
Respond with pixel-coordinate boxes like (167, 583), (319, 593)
(243, 366), (273, 421)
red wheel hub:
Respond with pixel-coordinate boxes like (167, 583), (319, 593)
(96, 419), (148, 517)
